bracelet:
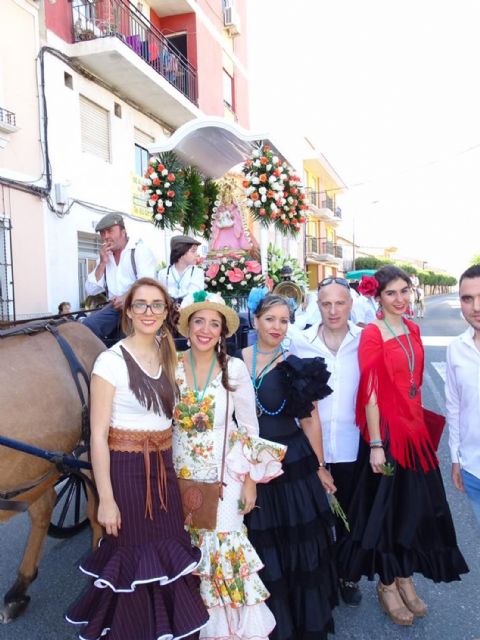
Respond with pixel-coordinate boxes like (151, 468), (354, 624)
(370, 444), (384, 449)
(318, 461), (327, 469)
(369, 439), (383, 446)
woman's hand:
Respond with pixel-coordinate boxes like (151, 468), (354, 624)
(239, 476), (257, 515)
(369, 447), (386, 474)
(97, 498), (121, 537)
(317, 467), (336, 494)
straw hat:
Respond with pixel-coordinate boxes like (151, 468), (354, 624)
(177, 291), (240, 338)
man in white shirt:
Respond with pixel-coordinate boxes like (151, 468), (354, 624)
(290, 276), (363, 605)
(158, 235), (204, 304)
(83, 213), (157, 339)
(350, 293), (377, 326)
(445, 264), (480, 525)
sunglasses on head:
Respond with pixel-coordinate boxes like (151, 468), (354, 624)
(318, 277), (350, 290)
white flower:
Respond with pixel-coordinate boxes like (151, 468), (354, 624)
(240, 280), (247, 286)
(253, 159), (261, 167)
(245, 273), (252, 279)
(215, 199), (222, 206)
(165, 200), (172, 207)
(252, 176), (260, 185)
(219, 277), (225, 283)
(261, 195), (267, 203)
(289, 212), (294, 218)
(269, 175), (277, 184)
(288, 197), (294, 204)
(246, 199), (253, 206)
(220, 265), (226, 271)
(222, 258), (228, 264)
(281, 214), (286, 219)
(272, 155), (279, 163)
(162, 169), (168, 176)
(239, 257), (245, 263)
(281, 173), (287, 181)
(271, 203), (278, 212)
(148, 199), (156, 206)
(246, 186), (256, 195)
(156, 189), (162, 195)
(154, 213), (162, 220)
(253, 274), (262, 281)
(266, 164), (272, 171)
(164, 182), (170, 188)
(258, 186), (267, 195)
(283, 205), (289, 211)
(254, 200), (261, 208)
(145, 179), (152, 186)
(226, 284), (233, 290)
(252, 150), (260, 158)
(150, 172), (158, 180)
(211, 280), (217, 286)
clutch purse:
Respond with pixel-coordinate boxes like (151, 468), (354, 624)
(423, 408), (446, 451)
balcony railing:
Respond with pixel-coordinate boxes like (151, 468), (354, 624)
(71, 0), (198, 105)
(0, 107), (16, 127)
(306, 190), (342, 218)
(307, 237), (343, 259)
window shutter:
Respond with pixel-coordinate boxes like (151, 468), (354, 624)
(134, 127), (154, 148)
(79, 96), (111, 162)
(78, 231), (102, 256)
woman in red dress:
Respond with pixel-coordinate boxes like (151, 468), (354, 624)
(338, 266), (468, 626)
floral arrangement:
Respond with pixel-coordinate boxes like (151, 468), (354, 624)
(143, 151), (186, 230)
(358, 275), (379, 297)
(242, 144), (308, 236)
(182, 168), (220, 241)
(204, 252), (264, 297)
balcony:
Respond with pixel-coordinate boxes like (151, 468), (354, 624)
(70, 0), (199, 128)
(306, 189), (342, 224)
(306, 237), (343, 264)
(0, 107), (18, 148)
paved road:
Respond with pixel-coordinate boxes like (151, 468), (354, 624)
(0, 294), (479, 639)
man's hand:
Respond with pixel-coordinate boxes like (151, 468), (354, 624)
(100, 242), (112, 265)
(111, 295), (124, 310)
(452, 462), (464, 492)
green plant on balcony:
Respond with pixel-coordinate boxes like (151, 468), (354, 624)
(267, 244), (308, 288)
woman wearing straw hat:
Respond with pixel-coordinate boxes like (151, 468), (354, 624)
(173, 290), (286, 640)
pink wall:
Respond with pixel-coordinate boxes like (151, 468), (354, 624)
(156, 13), (197, 68)
(44, 0), (73, 43)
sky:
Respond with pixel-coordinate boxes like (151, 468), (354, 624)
(247, 0), (480, 277)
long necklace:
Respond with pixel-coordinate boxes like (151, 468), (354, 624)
(251, 343), (285, 416)
(382, 317), (417, 398)
(189, 350), (217, 403)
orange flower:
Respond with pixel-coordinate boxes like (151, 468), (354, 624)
(251, 192), (259, 201)
(259, 174), (267, 183)
(167, 173), (176, 181)
(242, 179), (250, 188)
(260, 156), (267, 164)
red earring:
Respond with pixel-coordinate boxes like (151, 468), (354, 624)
(376, 304), (384, 320)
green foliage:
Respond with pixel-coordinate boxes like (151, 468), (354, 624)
(471, 254), (480, 265)
(182, 166), (206, 237)
(201, 178), (220, 241)
(267, 244), (308, 287)
(353, 257), (456, 288)
(353, 256), (392, 270)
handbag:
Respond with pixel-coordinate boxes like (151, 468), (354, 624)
(178, 392), (229, 530)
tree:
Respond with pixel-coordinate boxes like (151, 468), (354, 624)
(471, 254), (480, 265)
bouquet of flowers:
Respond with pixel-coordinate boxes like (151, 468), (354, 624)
(143, 151), (186, 230)
(203, 253), (264, 298)
(242, 144), (308, 236)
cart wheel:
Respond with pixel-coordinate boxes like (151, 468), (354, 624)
(48, 473), (89, 538)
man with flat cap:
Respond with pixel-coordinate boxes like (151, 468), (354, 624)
(157, 235), (205, 303)
(83, 213), (157, 339)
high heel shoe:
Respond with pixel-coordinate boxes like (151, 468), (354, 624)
(377, 581), (414, 626)
(395, 577), (428, 617)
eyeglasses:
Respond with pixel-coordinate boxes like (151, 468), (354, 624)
(318, 277), (350, 290)
(131, 302), (167, 315)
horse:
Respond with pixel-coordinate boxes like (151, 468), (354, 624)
(0, 319), (104, 622)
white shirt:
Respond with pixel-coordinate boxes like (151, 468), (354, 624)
(294, 292), (320, 329)
(93, 341), (171, 431)
(351, 294), (377, 325)
(157, 264), (205, 299)
(290, 321), (362, 463)
(85, 238), (157, 299)
(445, 326), (480, 479)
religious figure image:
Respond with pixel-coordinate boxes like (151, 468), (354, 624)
(211, 184), (253, 252)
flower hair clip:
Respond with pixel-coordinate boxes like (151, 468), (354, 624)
(247, 286), (269, 314)
(358, 275), (379, 297)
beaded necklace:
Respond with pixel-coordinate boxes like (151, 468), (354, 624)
(189, 350), (217, 403)
(382, 317), (417, 398)
(251, 343), (286, 416)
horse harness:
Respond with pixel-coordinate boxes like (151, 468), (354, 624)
(0, 318), (94, 512)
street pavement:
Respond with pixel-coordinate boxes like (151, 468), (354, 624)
(0, 293), (478, 639)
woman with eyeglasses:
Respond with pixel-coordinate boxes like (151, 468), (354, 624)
(67, 277), (208, 640)
(240, 289), (338, 640)
(337, 266), (468, 627)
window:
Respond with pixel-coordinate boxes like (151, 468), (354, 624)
(134, 128), (154, 176)
(78, 232), (102, 304)
(79, 95), (111, 162)
(223, 69), (234, 109)
(64, 72), (73, 89)
(0, 215), (14, 321)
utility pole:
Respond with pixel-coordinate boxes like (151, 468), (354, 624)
(352, 216), (356, 271)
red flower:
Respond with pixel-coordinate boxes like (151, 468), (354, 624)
(150, 194), (159, 201)
(242, 179), (250, 188)
(274, 169), (281, 177)
(259, 208), (267, 216)
(167, 173), (175, 181)
(158, 163), (165, 171)
(263, 145), (271, 152)
(152, 178), (161, 186)
(167, 190), (175, 198)
(260, 156), (268, 164)
(157, 206), (165, 213)
(245, 260), (261, 274)
(259, 174), (268, 183)
(147, 166), (154, 175)
(358, 276), (379, 297)
(206, 263), (220, 279)
(226, 268), (245, 283)
(251, 192), (259, 201)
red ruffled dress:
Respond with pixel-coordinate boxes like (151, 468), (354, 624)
(337, 320), (468, 585)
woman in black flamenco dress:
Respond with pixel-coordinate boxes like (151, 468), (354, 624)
(241, 292), (338, 640)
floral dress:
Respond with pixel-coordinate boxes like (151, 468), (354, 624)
(173, 355), (286, 640)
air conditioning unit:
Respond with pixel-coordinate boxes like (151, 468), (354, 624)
(223, 6), (241, 36)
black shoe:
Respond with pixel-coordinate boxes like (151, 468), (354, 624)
(339, 580), (362, 606)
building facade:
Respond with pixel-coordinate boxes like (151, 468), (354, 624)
(0, 0), (249, 318)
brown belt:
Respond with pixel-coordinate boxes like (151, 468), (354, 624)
(108, 426), (172, 520)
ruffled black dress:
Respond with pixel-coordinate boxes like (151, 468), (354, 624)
(243, 355), (338, 640)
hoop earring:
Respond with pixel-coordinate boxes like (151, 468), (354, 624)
(376, 303), (384, 320)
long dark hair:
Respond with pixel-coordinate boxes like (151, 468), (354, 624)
(374, 266), (411, 297)
(121, 278), (177, 414)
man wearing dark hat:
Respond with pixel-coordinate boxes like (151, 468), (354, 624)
(83, 213), (157, 339)
(157, 235), (204, 304)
